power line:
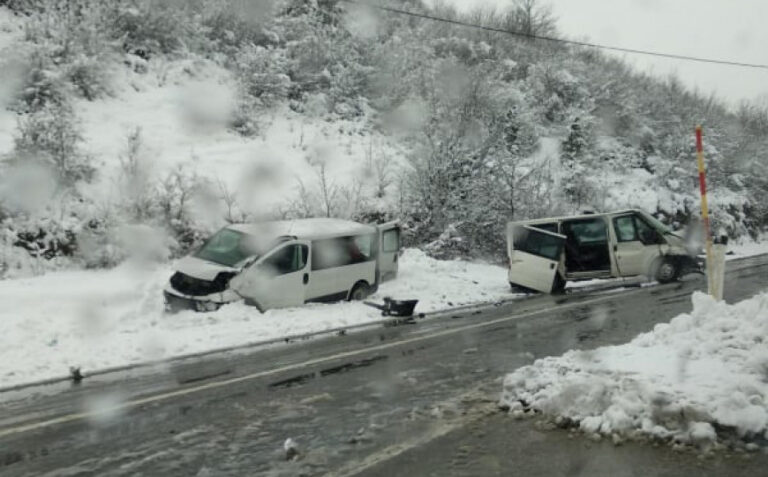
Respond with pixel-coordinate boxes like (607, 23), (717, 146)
(340, 0), (768, 71)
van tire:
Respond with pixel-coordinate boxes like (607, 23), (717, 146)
(655, 258), (679, 284)
(349, 282), (371, 301)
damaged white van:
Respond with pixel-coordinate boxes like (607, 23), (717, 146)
(507, 209), (700, 293)
(164, 218), (401, 312)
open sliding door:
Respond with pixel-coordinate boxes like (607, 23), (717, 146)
(376, 221), (400, 283)
(508, 225), (566, 293)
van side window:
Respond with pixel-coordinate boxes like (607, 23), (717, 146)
(262, 244), (308, 275)
(634, 215), (657, 243)
(512, 227), (563, 261)
(613, 215), (660, 244)
(312, 236), (375, 271)
(614, 216), (637, 242)
(353, 234), (375, 260)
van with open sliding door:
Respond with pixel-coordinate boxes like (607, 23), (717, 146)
(506, 209), (699, 293)
(164, 218), (401, 312)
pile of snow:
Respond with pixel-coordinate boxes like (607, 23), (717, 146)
(500, 291), (768, 448)
(0, 249), (509, 388)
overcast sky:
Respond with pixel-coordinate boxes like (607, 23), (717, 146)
(432, 0), (768, 106)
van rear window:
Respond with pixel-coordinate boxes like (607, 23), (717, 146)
(382, 229), (400, 253)
(512, 227), (563, 261)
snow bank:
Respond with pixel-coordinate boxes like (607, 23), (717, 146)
(500, 291), (768, 447)
(0, 249), (509, 388)
(728, 236), (768, 260)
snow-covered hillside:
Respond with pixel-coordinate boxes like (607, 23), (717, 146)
(1, 0), (766, 279)
(0, 6), (24, 153)
(73, 58), (405, 215)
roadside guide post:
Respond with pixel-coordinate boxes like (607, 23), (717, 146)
(710, 235), (727, 301)
(695, 126), (724, 300)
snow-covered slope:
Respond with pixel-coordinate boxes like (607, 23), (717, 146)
(500, 291), (768, 449)
(0, 249), (510, 388)
(75, 58), (405, 219)
(0, 6), (24, 154)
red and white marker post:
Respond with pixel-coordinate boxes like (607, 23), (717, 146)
(695, 126), (725, 299)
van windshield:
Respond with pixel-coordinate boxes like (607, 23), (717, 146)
(195, 229), (263, 267)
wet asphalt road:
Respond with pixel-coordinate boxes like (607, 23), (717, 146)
(1, 255), (767, 476)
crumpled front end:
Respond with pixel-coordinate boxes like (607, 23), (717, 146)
(163, 278), (241, 312)
(164, 257), (242, 312)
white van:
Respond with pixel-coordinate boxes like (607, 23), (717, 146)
(506, 209), (700, 293)
(164, 218), (401, 312)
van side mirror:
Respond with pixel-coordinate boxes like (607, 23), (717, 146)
(241, 256), (259, 270)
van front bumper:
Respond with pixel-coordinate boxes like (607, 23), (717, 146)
(163, 290), (226, 313)
(680, 254), (705, 275)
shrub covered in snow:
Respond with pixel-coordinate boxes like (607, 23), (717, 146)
(11, 101), (94, 185)
(500, 291), (768, 449)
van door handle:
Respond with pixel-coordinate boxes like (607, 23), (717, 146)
(303, 273), (309, 285)
(613, 245), (617, 252)
(549, 263), (555, 269)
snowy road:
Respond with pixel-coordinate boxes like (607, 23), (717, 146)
(1, 254), (768, 476)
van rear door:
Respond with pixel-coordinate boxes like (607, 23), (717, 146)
(508, 224), (566, 293)
(376, 221), (400, 282)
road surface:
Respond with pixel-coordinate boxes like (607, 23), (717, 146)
(1, 254), (767, 476)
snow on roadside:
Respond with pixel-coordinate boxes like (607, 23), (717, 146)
(0, 249), (509, 388)
(500, 291), (768, 449)
(727, 236), (768, 260)
(380, 249), (513, 310)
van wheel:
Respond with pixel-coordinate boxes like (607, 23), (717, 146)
(655, 259), (679, 284)
(349, 282), (371, 301)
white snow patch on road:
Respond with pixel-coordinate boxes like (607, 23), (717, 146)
(0, 249), (510, 388)
(500, 291), (768, 446)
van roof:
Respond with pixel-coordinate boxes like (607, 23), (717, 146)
(228, 218), (377, 241)
(508, 208), (644, 226)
